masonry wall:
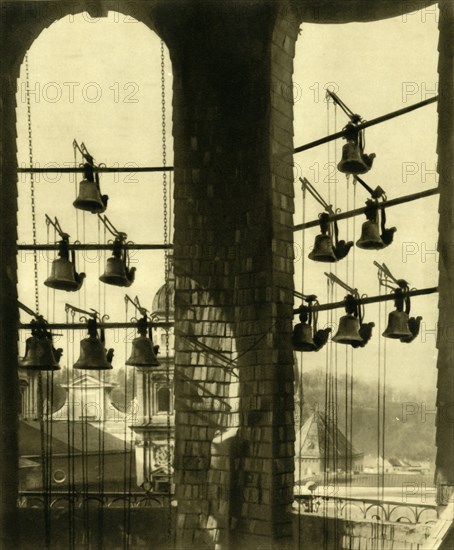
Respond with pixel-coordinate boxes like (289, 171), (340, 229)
(435, 0), (454, 506)
(156, 3), (300, 548)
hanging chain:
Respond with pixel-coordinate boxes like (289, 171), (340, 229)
(161, 40), (168, 248)
(161, 39), (173, 548)
(25, 54), (40, 314)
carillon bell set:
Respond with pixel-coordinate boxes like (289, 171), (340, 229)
(293, 266), (423, 351)
(17, 140), (160, 374)
(43, 142), (137, 292)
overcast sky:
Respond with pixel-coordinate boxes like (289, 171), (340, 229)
(16, 8), (439, 398)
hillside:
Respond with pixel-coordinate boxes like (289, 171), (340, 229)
(296, 368), (436, 462)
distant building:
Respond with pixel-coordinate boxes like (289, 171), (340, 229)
(295, 412), (364, 480)
(363, 454), (394, 474)
(130, 258), (175, 493)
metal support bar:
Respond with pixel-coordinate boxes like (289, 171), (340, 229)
(20, 321), (173, 330)
(294, 187), (439, 231)
(17, 166), (174, 174)
(17, 243), (173, 251)
(293, 286), (437, 315)
(294, 96), (437, 154)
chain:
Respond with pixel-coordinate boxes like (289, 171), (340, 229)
(25, 54), (40, 314)
(161, 39), (173, 548)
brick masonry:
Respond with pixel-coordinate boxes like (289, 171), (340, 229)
(435, 0), (454, 507)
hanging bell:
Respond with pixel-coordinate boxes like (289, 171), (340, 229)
(126, 316), (160, 367)
(308, 234), (337, 263)
(100, 256), (136, 287)
(100, 239), (136, 287)
(356, 220), (385, 250)
(73, 164), (108, 213)
(74, 338), (113, 370)
(44, 244), (86, 293)
(127, 336), (160, 367)
(332, 314), (363, 345)
(19, 336), (61, 371)
(293, 323), (317, 352)
(337, 140), (372, 175)
(337, 124), (375, 175)
(382, 310), (413, 339)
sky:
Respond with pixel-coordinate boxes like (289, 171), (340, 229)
(16, 8), (440, 400)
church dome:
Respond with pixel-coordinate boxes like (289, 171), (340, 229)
(152, 254), (175, 320)
(152, 279), (175, 319)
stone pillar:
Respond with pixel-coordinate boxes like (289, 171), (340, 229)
(153, 3), (299, 548)
(0, 59), (20, 550)
(435, 0), (454, 507)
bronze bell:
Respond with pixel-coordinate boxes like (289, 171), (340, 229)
(293, 323), (317, 352)
(73, 179), (108, 213)
(332, 314), (363, 345)
(382, 310), (413, 339)
(100, 256), (136, 287)
(45, 257), (86, 292)
(356, 220), (385, 250)
(337, 140), (371, 175)
(100, 238), (136, 287)
(74, 337), (113, 370)
(127, 336), (160, 367)
(73, 165), (108, 214)
(309, 234), (337, 263)
(19, 336), (61, 371)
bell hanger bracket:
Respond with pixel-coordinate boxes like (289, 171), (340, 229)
(326, 89), (363, 125)
(374, 261), (412, 313)
(353, 176), (386, 201)
(125, 294), (151, 336)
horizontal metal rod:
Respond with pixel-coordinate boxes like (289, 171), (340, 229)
(20, 321), (173, 330)
(294, 187), (439, 231)
(17, 243), (174, 251)
(17, 166), (174, 174)
(294, 96), (438, 154)
(294, 286), (438, 315)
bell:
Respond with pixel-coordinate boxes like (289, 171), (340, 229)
(44, 257), (85, 292)
(99, 256), (136, 287)
(356, 220), (385, 250)
(338, 140), (372, 175)
(74, 337), (113, 370)
(332, 314), (363, 345)
(19, 337), (61, 371)
(309, 234), (337, 263)
(382, 310), (413, 339)
(73, 179), (108, 213)
(126, 336), (160, 367)
(292, 323), (317, 352)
